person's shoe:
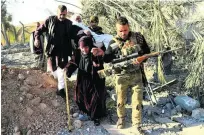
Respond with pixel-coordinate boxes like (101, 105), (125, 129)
(94, 118), (100, 126)
(78, 114), (90, 121)
(116, 118), (125, 129)
(56, 89), (66, 99)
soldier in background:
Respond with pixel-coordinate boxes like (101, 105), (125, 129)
(88, 16), (104, 35)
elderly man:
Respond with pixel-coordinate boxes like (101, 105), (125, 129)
(34, 5), (83, 99)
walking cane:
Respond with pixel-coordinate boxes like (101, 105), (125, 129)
(63, 70), (72, 132)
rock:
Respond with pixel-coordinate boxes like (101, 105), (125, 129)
(22, 91), (26, 96)
(174, 95), (200, 112)
(25, 77), (37, 86)
(9, 70), (15, 74)
(38, 84), (43, 88)
(14, 126), (19, 132)
(31, 97), (41, 106)
(175, 105), (182, 112)
(38, 103), (47, 110)
(18, 74), (25, 80)
(73, 120), (82, 129)
(13, 132), (21, 135)
(191, 108), (204, 121)
(20, 97), (24, 102)
(165, 103), (173, 110)
(154, 117), (175, 124)
(26, 107), (33, 116)
(171, 109), (177, 116)
(157, 97), (170, 105)
(41, 73), (57, 88)
(20, 86), (29, 92)
(26, 130), (32, 135)
(26, 93), (34, 99)
(26, 71), (30, 74)
(73, 113), (79, 118)
(1, 128), (5, 133)
(154, 116), (181, 129)
(172, 116), (198, 126)
(51, 100), (60, 107)
(147, 110), (152, 117)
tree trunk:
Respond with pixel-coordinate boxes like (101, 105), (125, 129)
(1, 23), (10, 46)
(12, 25), (18, 42)
(19, 21), (25, 44)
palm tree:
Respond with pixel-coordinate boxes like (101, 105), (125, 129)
(1, 0), (12, 46)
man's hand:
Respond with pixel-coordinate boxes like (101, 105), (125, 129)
(34, 39), (40, 48)
(91, 48), (104, 56)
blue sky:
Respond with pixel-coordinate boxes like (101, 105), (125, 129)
(7, 0), (82, 25)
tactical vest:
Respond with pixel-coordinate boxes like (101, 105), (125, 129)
(110, 32), (143, 74)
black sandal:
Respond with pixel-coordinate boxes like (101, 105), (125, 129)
(94, 119), (100, 126)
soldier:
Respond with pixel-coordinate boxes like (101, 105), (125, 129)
(88, 16), (104, 35)
(91, 17), (150, 131)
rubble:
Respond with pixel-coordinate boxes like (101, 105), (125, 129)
(174, 95), (200, 112)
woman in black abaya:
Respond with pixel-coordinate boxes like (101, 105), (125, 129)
(66, 36), (106, 126)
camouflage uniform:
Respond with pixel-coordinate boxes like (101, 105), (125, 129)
(103, 32), (150, 128)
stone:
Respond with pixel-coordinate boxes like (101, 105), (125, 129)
(31, 97), (41, 106)
(26, 71), (30, 74)
(14, 126), (19, 132)
(26, 93), (34, 99)
(171, 109), (177, 116)
(73, 113), (79, 118)
(147, 110), (152, 117)
(18, 74), (25, 80)
(26, 130), (32, 135)
(25, 77), (38, 86)
(20, 97), (24, 102)
(9, 69), (15, 74)
(39, 103), (47, 110)
(26, 107), (33, 116)
(22, 91), (26, 96)
(13, 132), (21, 135)
(174, 95), (200, 112)
(154, 117), (174, 124)
(175, 105), (182, 112)
(51, 100), (60, 107)
(1, 128), (5, 133)
(191, 108), (204, 121)
(165, 103), (173, 110)
(172, 116), (198, 126)
(20, 86), (29, 92)
(73, 120), (82, 129)
(38, 84), (43, 88)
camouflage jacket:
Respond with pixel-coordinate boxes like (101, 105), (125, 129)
(103, 32), (150, 74)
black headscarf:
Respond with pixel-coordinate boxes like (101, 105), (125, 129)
(78, 36), (94, 49)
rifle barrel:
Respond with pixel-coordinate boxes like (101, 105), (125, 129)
(112, 53), (139, 64)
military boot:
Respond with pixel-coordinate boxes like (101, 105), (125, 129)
(116, 117), (125, 129)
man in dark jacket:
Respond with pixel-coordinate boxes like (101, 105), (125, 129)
(34, 5), (83, 98)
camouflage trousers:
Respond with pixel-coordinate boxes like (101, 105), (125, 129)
(115, 71), (143, 126)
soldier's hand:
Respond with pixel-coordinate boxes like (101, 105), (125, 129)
(132, 58), (140, 65)
(91, 48), (104, 56)
(34, 40), (40, 48)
